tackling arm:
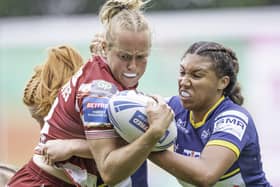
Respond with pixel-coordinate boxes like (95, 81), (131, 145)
(149, 145), (237, 187)
(43, 139), (92, 165)
(88, 97), (174, 186)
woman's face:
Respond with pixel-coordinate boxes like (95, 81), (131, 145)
(178, 54), (227, 112)
(106, 30), (150, 88)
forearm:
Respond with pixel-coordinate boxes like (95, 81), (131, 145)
(148, 150), (211, 187)
(69, 139), (92, 159)
(89, 95), (174, 185)
(94, 130), (161, 185)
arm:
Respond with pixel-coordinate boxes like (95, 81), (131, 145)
(149, 145), (237, 187)
(88, 97), (174, 186)
(43, 139), (92, 165)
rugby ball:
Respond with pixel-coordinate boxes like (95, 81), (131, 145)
(108, 90), (177, 151)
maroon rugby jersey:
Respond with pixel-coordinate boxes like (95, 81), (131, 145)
(38, 56), (136, 186)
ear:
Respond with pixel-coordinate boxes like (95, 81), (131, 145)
(101, 40), (107, 57)
(102, 40), (107, 51)
(218, 76), (230, 90)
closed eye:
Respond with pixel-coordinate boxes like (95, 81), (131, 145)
(136, 55), (147, 61)
(192, 73), (203, 79)
(118, 53), (132, 61)
(179, 70), (185, 77)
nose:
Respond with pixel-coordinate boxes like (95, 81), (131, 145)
(127, 58), (137, 71)
(178, 76), (191, 87)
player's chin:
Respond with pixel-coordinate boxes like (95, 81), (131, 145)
(121, 77), (139, 88)
(181, 100), (194, 110)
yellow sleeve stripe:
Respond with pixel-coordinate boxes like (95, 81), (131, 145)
(220, 168), (240, 180)
(98, 184), (108, 187)
(206, 140), (240, 158)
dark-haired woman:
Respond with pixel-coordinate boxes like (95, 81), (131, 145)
(149, 41), (272, 187)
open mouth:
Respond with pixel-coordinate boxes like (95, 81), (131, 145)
(180, 90), (190, 98)
(123, 73), (137, 78)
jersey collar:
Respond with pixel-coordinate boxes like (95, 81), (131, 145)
(190, 96), (225, 128)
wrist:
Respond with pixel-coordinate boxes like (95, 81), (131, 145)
(148, 150), (167, 163)
(69, 139), (77, 156)
(144, 127), (164, 145)
(147, 124), (166, 140)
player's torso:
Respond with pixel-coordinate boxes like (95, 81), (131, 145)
(38, 57), (148, 187)
(168, 96), (271, 187)
(36, 58), (115, 180)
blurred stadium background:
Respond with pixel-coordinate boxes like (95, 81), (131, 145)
(1, 0), (280, 186)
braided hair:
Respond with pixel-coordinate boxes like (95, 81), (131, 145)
(182, 41), (244, 105)
(99, 0), (151, 49)
(23, 45), (83, 127)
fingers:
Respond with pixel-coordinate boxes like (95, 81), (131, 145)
(35, 142), (55, 166)
(146, 101), (174, 124)
(146, 95), (169, 111)
(34, 142), (45, 155)
(46, 156), (54, 166)
(148, 94), (166, 104)
(44, 152), (54, 166)
(41, 144), (54, 166)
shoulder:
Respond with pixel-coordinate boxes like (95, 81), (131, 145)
(79, 80), (119, 98)
(215, 99), (252, 124)
(167, 96), (181, 107)
(87, 56), (108, 68)
(167, 96), (188, 116)
(76, 57), (116, 96)
(212, 99), (255, 140)
(79, 56), (107, 73)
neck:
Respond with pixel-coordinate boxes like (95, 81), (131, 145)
(190, 95), (225, 125)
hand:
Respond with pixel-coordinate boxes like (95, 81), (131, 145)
(90, 33), (106, 57)
(145, 95), (174, 138)
(42, 139), (74, 165)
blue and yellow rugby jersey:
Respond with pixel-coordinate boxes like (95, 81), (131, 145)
(168, 96), (271, 187)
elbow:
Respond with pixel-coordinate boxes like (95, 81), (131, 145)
(193, 172), (218, 187)
(99, 169), (123, 186)
(102, 176), (125, 186)
(101, 175), (116, 186)
(100, 173), (116, 186)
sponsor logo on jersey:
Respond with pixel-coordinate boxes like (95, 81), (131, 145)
(86, 102), (107, 109)
(201, 129), (211, 139)
(176, 119), (189, 134)
(177, 118), (187, 127)
(79, 80), (118, 97)
(183, 149), (201, 158)
(96, 80), (113, 90)
(82, 97), (110, 125)
(214, 110), (248, 140)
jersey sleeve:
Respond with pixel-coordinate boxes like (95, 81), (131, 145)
(207, 109), (250, 158)
(78, 80), (120, 140)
